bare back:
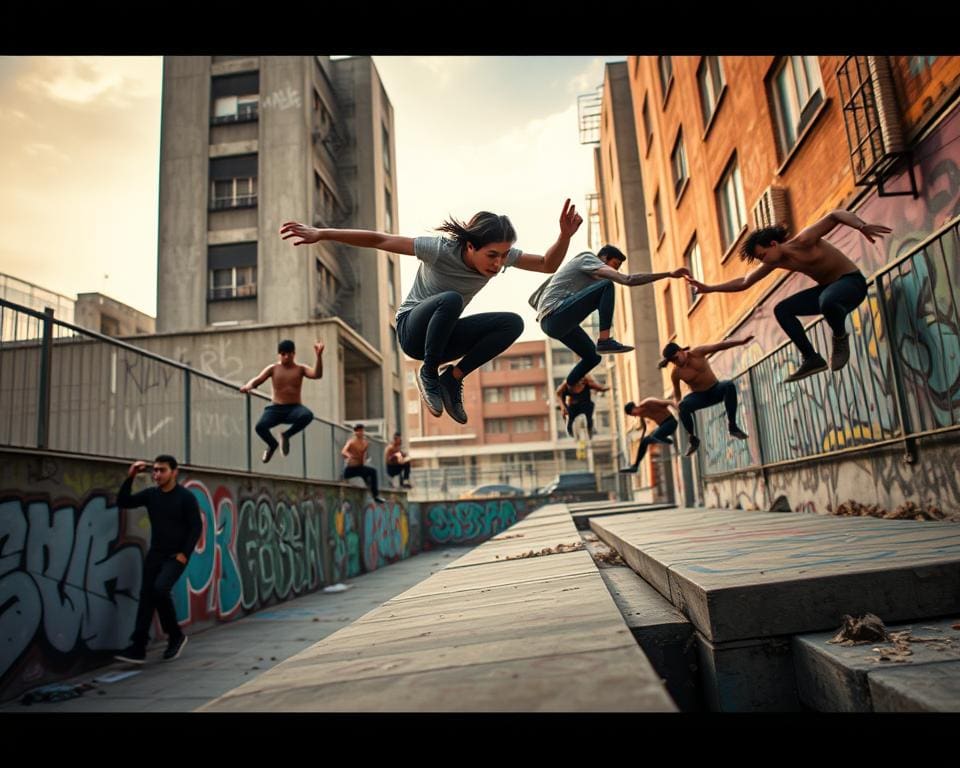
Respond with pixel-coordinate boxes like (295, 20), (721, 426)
(270, 363), (307, 405)
(637, 398), (673, 424)
(674, 351), (718, 394)
(775, 238), (859, 285)
(343, 436), (368, 468)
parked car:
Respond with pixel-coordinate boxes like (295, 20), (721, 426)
(462, 484), (526, 499)
(537, 471), (597, 496)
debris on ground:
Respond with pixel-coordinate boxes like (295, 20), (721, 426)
(869, 628), (957, 663)
(829, 500), (951, 521)
(828, 613), (888, 646)
(20, 682), (97, 705)
(323, 583), (351, 593)
(583, 534), (599, 542)
(503, 542), (584, 560)
(491, 534), (525, 540)
(592, 547), (626, 567)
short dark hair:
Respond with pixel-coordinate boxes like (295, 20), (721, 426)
(354, 423), (364, 431)
(154, 454), (178, 470)
(597, 244), (626, 263)
(658, 342), (689, 368)
(278, 339), (296, 354)
(740, 225), (789, 262)
(393, 432), (402, 438)
(623, 401), (637, 415)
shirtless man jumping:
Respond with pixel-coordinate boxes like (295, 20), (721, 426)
(660, 336), (753, 456)
(618, 397), (679, 473)
(685, 210), (890, 382)
(240, 339), (324, 463)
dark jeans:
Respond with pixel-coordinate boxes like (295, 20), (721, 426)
(386, 463), (411, 482)
(344, 465), (379, 497)
(255, 403), (314, 450)
(566, 400), (595, 437)
(773, 271), (868, 359)
(130, 551), (185, 648)
(396, 291), (524, 375)
(631, 416), (678, 467)
(679, 382), (739, 437)
(541, 280), (615, 385)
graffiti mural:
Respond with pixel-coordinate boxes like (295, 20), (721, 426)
(422, 499), (530, 547)
(0, 451), (421, 703)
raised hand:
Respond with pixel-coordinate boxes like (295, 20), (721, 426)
(685, 276), (710, 294)
(670, 267), (692, 279)
(859, 223), (892, 244)
(314, 341), (325, 356)
(559, 199), (583, 238)
(128, 460), (149, 477)
(280, 221), (323, 246)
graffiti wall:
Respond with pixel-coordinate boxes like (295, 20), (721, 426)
(414, 496), (544, 548)
(0, 449), (418, 702)
(703, 433), (960, 516)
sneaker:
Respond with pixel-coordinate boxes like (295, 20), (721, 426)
(596, 338), (634, 355)
(374, 495), (386, 503)
(618, 465), (639, 474)
(162, 634), (188, 661)
(684, 435), (700, 457)
(784, 354), (828, 383)
(650, 435), (674, 445)
(729, 425), (749, 440)
(438, 366), (468, 424)
(830, 333), (850, 371)
(262, 445), (277, 463)
(416, 365), (443, 417)
(401, 481), (412, 489)
(114, 645), (146, 665)
(280, 433), (290, 457)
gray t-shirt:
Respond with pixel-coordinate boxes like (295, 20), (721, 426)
(396, 235), (523, 320)
(535, 251), (606, 321)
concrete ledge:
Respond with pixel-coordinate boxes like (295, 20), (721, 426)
(870, 661), (960, 712)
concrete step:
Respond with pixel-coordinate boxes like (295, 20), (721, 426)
(591, 507), (960, 711)
(794, 615), (960, 711)
(582, 534), (702, 711)
(569, 501), (676, 530)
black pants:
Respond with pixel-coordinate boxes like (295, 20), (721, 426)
(679, 382), (739, 437)
(255, 403), (314, 450)
(344, 465), (379, 497)
(631, 416), (679, 467)
(566, 400), (595, 437)
(397, 291), (523, 375)
(773, 271), (868, 359)
(541, 280), (615, 385)
(386, 463), (411, 482)
(131, 551), (185, 648)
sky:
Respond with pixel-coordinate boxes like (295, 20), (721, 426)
(0, 55), (622, 341)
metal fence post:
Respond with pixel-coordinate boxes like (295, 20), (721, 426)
(874, 272), (917, 463)
(246, 394), (252, 472)
(37, 307), (54, 449)
(184, 371), (191, 465)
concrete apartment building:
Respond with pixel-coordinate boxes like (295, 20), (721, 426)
(140, 55), (401, 434)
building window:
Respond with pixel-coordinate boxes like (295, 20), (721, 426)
(671, 130), (688, 201)
(663, 283), (676, 338)
(716, 155), (747, 251)
(390, 331), (400, 375)
(211, 72), (260, 124)
(100, 315), (120, 336)
(210, 154), (257, 210)
(387, 259), (396, 308)
(209, 266), (256, 300)
(658, 56), (673, 102)
(382, 124), (391, 174)
(385, 187), (393, 233)
(653, 188), (664, 241)
(770, 56), (824, 156)
(513, 417), (543, 433)
(406, 370), (416, 386)
(483, 387), (505, 403)
(209, 242), (257, 300)
(698, 56), (725, 127)
(641, 94), (653, 151)
(684, 238), (703, 308)
(510, 386), (536, 402)
(485, 418), (508, 434)
(508, 356), (534, 370)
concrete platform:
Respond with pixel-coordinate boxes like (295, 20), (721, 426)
(794, 616), (960, 711)
(591, 507), (960, 643)
(201, 505), (676, 712)
(570, 501), (676, 530)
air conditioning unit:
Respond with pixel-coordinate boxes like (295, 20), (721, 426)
(751, 186), (790, 231)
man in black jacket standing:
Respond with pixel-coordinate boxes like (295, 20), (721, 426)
(114, 455), (202, 664)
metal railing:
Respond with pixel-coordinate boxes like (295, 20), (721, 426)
(697, 216), (960, 478)
(0, 299), (387, 484)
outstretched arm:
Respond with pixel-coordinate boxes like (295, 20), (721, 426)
(280, 221), (415, 255)
(671, 368), (683, 403)
(593, 266), (690, 286)
(691, 335), (754, 356)
(585, 376), (609, 393)
(302, 342), (325, 380)
(793, 209), (892, 246)
(514, 199), (584, 273)
(686, 261), (776, 295)
(240, 364), (274, 393)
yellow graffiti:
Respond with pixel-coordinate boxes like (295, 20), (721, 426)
(400, 511), (409, 551)
(821, 422), (887, 451)
(63, 467), (121, 498)
(335, 508), (345, 537)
